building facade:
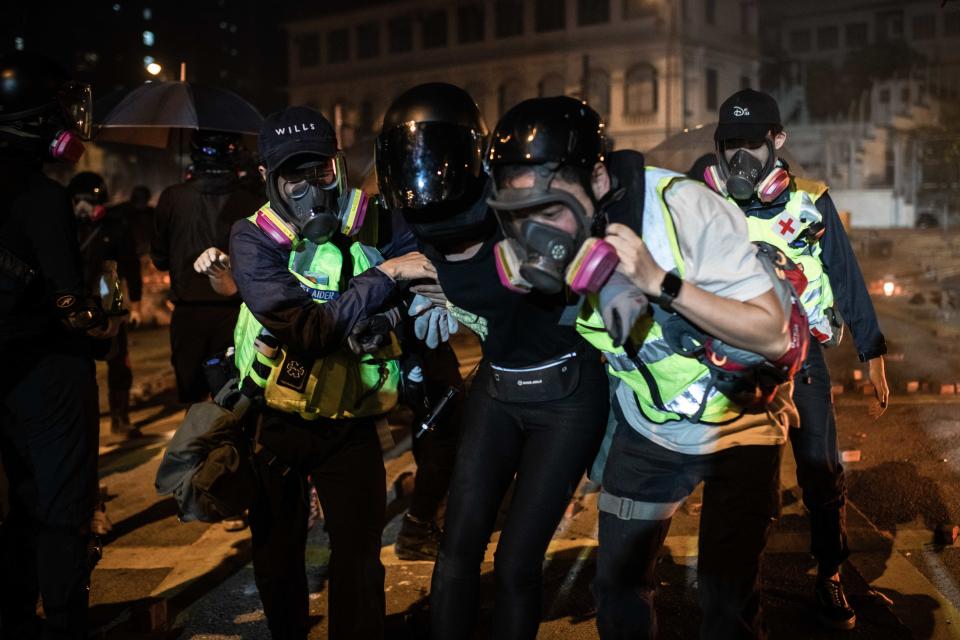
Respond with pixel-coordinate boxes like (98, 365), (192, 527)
(285, 0), (760, 154)
(760, 0), (960, 227)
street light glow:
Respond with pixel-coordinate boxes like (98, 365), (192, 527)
(146, 62), (162, 75)
(883, 281), (895, 296)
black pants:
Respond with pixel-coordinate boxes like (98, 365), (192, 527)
(106, 323), (133, 392)
(249, 411), (386, 640)
(408, 342), (464, 523)
(429, 357), (608, 640)
(595, 416), (782, 640)
(0, 351), (99, 640)
(790, 341), (848, 575)
(170, 302), (239, 404)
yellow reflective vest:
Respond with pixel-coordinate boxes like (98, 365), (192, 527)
(576, 168), (745, 425)
(234, 206), (400, 421)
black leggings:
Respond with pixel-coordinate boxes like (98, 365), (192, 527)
(429, 357), (608, 640)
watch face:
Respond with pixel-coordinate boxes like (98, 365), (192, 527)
(661, 271), (683, 300)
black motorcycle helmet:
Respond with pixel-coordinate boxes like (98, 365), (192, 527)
(68, 171), (109, 204)
(486, 96), (609, 220)
(190, 130), (243, 170)
(376, 83), (491, 246)
(0, 51), (92, 160)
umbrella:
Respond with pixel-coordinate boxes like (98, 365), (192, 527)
(94, 81), (263, 148)
(644, 122), (805, 177)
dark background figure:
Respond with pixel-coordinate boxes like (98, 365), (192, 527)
(68, 171), (143, 440)
(150, 130), (262, 404)
(0, 51), (119, 639)
(109, 184), (155, 259)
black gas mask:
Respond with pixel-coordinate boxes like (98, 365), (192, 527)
(488, 164), (622, 296)
(268, 158), (343, 244)
(712, 138), (783, 202)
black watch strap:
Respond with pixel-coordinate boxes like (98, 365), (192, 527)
(658, 271), (683, 311)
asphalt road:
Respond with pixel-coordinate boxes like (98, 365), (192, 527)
(81, 326), (960, 639)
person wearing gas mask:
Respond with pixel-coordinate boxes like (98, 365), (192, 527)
(0, 51), (120, 639)
(151, 130), (263, 404)
(702, 88), (889, 630)
(228, 105), (434, 640)
(69, 171), (143, 440)
(486, 96), (808, 640)
(376, 84), (610, 640)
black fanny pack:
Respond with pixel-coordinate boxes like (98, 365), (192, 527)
(485, 351), (582, 403)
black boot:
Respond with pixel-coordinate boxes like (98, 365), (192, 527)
(395, 513), (441, 561)
(815, 576), (856, 630)
(108, 388), (141, 440)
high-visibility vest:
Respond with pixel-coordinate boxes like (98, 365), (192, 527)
(234, 206), (400, 421)
(576, 168), (745, 425)
(742, 179), (838, 345)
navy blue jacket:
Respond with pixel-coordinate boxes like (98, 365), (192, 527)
(740, 187), (887, 362)
(229, 218), (398, 358)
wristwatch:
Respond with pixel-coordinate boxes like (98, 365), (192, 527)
(658, 271), (683, 311)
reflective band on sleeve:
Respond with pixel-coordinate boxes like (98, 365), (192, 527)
(597, 491), (682, 521)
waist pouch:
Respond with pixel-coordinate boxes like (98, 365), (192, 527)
(485, 352), (582, 403)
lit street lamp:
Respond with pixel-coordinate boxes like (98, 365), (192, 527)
(146, 62), (162, 76)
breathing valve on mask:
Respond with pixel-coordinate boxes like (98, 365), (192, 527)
(494, 228), (618, 296)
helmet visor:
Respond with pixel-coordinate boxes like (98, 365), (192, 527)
(376, 121), (486, 211)
(59, 82), (92, 139)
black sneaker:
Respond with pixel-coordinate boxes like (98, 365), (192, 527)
(395, 514), (441, 561)
(815, 577), (856, 630)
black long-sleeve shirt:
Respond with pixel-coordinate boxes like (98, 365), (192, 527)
(0, 158), (91, 360)
(151, 172), (262, 304)
(230, 218), (398, 358)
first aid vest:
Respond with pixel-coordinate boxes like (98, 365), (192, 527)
(576, 167), (745, 425)
(741, 178), (837, 345)
(234, 207), (400, 421)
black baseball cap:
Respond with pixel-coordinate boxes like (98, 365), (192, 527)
(714, 89), (782, 143)
(258, 106), (337, 172)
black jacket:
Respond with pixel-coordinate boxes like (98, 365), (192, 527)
(0, 157), (91, 359)
(230, 218), (399, 358)
(151, 172), (263, 304)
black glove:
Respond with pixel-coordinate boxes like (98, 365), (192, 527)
(348, 313), (395, 355)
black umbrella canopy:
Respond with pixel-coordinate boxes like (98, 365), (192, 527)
(94, 81), (263, 148)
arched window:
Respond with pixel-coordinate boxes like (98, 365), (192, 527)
(587, 69), (610, 119)
(538, 73), (565, 98)
(624, 64), (658, 116)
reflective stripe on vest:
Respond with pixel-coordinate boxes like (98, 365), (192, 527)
(576, 168), (744, 425)
(234, 207), (400, 421)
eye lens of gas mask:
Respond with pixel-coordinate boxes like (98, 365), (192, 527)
(279, 161), (338, 192)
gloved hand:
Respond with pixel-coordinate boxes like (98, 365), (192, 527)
(598, 272), (649, 348)
(348, 312), (396, 355)
(410, 282), (448, 307)
(409, 294), (459, 349)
